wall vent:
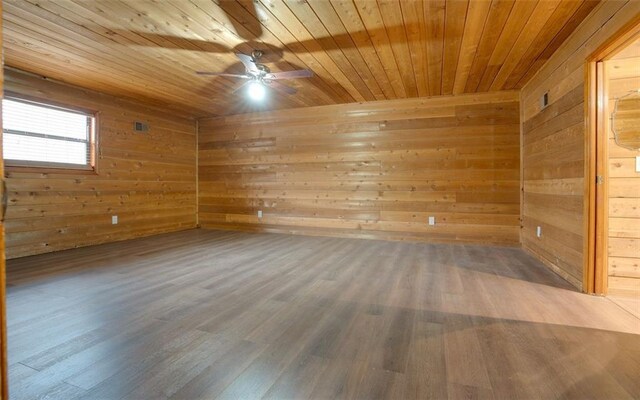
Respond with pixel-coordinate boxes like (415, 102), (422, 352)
(134, 121), (149, 132)
(540, 92), (549, 109)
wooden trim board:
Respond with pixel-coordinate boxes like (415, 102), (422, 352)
(0, 0), (9, 396)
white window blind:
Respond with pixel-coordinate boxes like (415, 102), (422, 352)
(2, 98), (95, 168)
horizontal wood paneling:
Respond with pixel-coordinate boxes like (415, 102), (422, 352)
(2, 0), (598, 117)
(4, 69), (197, 259)
(520, 0), (640, 288)
(606, 42), (640, 297)
(198, 91), (521, 246)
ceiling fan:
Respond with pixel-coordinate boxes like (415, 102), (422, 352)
(196, 50), (314, 99)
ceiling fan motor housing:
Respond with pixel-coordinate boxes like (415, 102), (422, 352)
(257, 64), (270, 74)
(251, 50), (264, 60)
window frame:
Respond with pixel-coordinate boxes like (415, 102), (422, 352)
(2, 93), (98, 173)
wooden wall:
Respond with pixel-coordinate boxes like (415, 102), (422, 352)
(198, 91), (521, 246)
(606, 41), (640, 296)
(3, 69), (197, 259)
(520, 0), (640, 288)
(0, 4), (8, 397)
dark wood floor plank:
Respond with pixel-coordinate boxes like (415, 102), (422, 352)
(404, 315), (448, 399)
(260, 353), (327, 400)
(168, 339), (266, 400)
(4, 229), (639, 399)
(84, 330), (227, 399)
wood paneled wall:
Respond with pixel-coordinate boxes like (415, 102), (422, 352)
(606, 43), (640, 296)
(198, 91), (520, 246)
(3, 69), (197, 259)
(521, 0), (640, 288)
(0, 4), (8, 396)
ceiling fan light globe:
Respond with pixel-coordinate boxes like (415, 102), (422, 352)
(248, 81), (266, 101)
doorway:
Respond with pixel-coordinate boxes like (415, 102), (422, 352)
(587, 23), (640, 317)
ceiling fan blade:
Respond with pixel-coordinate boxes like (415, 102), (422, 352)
(266, 80), (297, 95)
(236, 53), (260, 74)
(219, 0), (263, 42)
(232, 80), (253, 94)
(266, 70), (314, 80)
(196, 72), (250, 79)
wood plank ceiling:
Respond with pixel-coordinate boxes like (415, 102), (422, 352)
(3, 0), (599, 118)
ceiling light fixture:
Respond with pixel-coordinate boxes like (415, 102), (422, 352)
(247, 81), (266, 101)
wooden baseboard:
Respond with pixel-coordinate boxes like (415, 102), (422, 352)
(199, 222), (522, 248)
(522, 245), (583, 290)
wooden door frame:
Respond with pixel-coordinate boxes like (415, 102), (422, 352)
(0, 1), (8, 397)
(0, 0), (7, 397)
(584, 17), (640, 295)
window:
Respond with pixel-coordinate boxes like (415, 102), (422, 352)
(2, 97), (96, 170)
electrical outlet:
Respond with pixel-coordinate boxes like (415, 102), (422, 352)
(536, 226), (542, 238)
(257, 210), (263, 219)
(636, 156), (640, 173)
(112, 215), (118, 225)
(428, 216), (436, 226)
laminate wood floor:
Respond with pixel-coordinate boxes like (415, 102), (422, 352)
(6, 229), (640, 399)
(609, 295), (640, 320)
